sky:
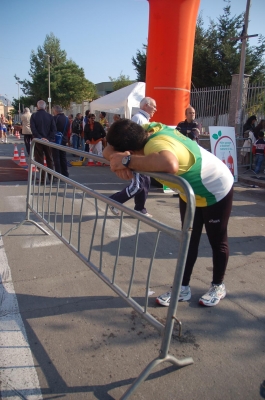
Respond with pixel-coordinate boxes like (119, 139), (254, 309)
(0, 0), (264, 103)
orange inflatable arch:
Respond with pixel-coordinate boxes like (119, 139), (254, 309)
(146, 0), (200, 125)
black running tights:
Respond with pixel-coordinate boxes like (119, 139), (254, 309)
(179, 187), (233, 286)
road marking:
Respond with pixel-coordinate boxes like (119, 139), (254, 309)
(0, 234), (43, 399)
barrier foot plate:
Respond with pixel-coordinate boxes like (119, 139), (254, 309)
(3, 219), (50, 237)
(120, 354), (193, 399)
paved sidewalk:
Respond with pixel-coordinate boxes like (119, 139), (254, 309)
(0, 137), (265, 399)
(238, 169), (265, 189)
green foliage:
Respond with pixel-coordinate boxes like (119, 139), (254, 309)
(132, 44), (147, 82)
(14, 33), (98, 108)
(192, 1), (265, 87)
(11, 96), (34, 113)
(108, 72), (135, 91)
(132, 1), (265, 87)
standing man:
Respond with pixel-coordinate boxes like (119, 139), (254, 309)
(176, 106), (200, 142)
(67, 114), (73, 146)
(7, 115), (13, 135)
(0, 114), (8, 143)
(52, 105), (70, 177)
(21, 108), (32, 156)
(71, 113), (83, 154)
(30, 100), (56, 184)
(99, 111), (109, 132)
(103, 97), (157, 217)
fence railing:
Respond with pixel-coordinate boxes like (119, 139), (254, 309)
(4, 139), (196, 399)
(191, 85), (231, 128)
(244, 81), (265, 121)
(190, 81), (265, 131)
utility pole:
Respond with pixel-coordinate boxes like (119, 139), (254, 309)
(47, 54), (53, 114)
(234, 0), (258, 136)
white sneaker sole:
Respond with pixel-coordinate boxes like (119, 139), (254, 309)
(156, 289), (191, 306)
(199, 292), (226, 307)
(109, 206), (119, 216)
(156, 297), (170, 306)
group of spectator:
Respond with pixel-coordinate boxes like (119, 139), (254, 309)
(70, 111), (107, 161)
(241, 115), (265, 173)
(19, 102), (116, 184)
(21, 101), (71, 184)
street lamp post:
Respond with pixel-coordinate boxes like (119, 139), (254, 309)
(16, 82), (20, 122)
(47, 54), (52, 114)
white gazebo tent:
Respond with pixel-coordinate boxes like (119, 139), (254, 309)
(89, 82), (145, 119)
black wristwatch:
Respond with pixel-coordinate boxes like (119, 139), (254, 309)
(122, 155), (131, 168)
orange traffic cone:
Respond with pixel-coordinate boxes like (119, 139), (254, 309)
(19, 148), (28, 167)
(44, 155), (47, 167)
(13, 144), (20, 160)
(31, 164), (39, 172)
(86, 150), (95, 166)
(17, 132), (21, 139)
(15, 131), (18, 137)
(26, 159), (39, 173)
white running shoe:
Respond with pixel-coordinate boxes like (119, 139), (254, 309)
(199, 283), (226, 307)
(156, 285), (191, 306)
(109, 205), (120, 216)
(137, 211), (153, 218)
(143, 212), (153, 218)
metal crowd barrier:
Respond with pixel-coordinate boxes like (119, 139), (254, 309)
(236, 139), (256, 174)
(4, 138), (196, 399)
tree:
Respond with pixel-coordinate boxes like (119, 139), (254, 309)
(192, 1), (265, 87)
(132, 1), (265, 87)
(132, 44), (147, 82)
(12, 96), (33, 114)
(191, 13), (219, 88)
(14, 33), (98, 108)
(108, 72), (135, 91)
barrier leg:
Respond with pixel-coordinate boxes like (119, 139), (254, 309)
(121, 354), (193, 399)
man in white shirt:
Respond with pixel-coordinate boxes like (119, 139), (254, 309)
(131, 97), (157, 124)
(104, 97), (157, 217)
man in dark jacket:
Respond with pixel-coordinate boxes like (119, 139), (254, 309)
(30, 100), (56, 183)
(71, 113), (83, 152)
(52, 105), (70, 177)
(176, 106), (200, 143)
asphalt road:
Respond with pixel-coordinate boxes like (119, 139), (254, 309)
(0, 139), (264, 400)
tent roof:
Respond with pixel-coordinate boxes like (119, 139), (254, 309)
(89, 82), (145, 118)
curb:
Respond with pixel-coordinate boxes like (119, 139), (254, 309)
(238, 175), (265, 189)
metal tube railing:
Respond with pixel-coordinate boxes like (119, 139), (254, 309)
(4, 138), (196, 399)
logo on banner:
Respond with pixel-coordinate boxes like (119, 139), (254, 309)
(209, 126), (238, 182)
